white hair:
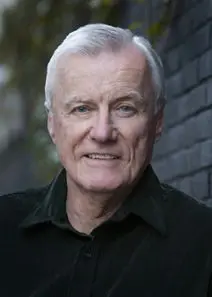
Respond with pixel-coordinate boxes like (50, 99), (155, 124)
(45, 23), (166, 112)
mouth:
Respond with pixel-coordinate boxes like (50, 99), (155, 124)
(84, 153), (120, 160)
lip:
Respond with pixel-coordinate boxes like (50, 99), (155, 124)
(83, 153), (120, 159)
(82, 155), (121, 168)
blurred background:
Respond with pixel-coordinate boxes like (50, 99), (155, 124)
(0, 0), (212, 204)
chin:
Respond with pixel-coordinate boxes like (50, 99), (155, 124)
(81, 178), (123, 193)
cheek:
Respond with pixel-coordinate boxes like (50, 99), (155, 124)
(52, 118), (72, 155)
(53, 118), (89, 155)
(54, 120), (68, 143)
(126, 118), (155, 157)
(125, 118), (150, 144)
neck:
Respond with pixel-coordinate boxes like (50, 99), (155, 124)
(66, 179), (131, 235)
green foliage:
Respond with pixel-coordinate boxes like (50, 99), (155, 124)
(128, 21), (143, 31)
(147, 0), (176, 44)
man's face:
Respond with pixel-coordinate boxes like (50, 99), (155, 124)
(48, 46), (163, 193)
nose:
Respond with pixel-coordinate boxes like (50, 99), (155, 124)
(89, 110), (117, 143)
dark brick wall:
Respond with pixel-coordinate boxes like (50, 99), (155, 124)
(123, 0), (212, 202)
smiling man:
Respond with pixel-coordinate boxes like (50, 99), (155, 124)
(1, 24), (212, 297)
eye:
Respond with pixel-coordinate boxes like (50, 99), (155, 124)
(72, 105), (90, 114)
(116, 105), (137, 117)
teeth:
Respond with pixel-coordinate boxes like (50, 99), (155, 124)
(87, 154), (118, 159)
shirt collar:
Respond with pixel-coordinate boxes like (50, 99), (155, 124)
(20, 165), (167, 236)
(20, 169), (68, 228)
(123, 165), (167, 236)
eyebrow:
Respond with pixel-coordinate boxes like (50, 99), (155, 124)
(115, 91), (145, 105)
(63, 96), (91, 110)
(63, 91), (145, 109)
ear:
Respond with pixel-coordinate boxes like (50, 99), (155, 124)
(47, 111), (56, 144)
(155, 107), (164, 140)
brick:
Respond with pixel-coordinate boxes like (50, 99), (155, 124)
(171, 115), (206, 150)
(153, 159), (172, 181)
(176, 94), (191, 122)
(174, 110), (212, 151)
(153, 125), (179, 159)
(171, 150), (190, 178)
(176, 87), (204, 121)
(153, 134), (168, 159)
(165, 82), (208, 128)
(179, 43), (191, 65)
(176, 14), (191, 39)
(161, 124), (184, 155)
(154, 95), (212, 162)
(156, 116), (200, 157)
(189, 0), (209, 31)
(206, 79), (212, 105)
(194, 109), (212, 141)
(184, 83), (208, 114)
(187, 144), (202, 172)
(181, 24), (211, 63)
(200, 139), (212, 167)
(177, 176), (192, 196)
(209, 170), (212, 197)
(199, 49), (212, 80)
(166, 72), (183, 98)
(188, 139), (212, 172)
(190, 170), (209, 198)
(164, 99), (180, 128)
(165, 21), (182, 50)
(154, 139), (212, 182)
(182, 117), (198, 148)
(177, 0), (208, 38)
(182, 59), (199, 91)
(165, 47), (181, 75)
(154, 120), (194, 159)
(154, 150), (189, 181)
(174, 1), (188, 19)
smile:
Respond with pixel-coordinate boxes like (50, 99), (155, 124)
(85, 153), (119, 160)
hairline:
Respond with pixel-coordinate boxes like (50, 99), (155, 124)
(45, 25), (165, 113)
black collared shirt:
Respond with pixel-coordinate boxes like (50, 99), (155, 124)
(1, 165), (212, 297)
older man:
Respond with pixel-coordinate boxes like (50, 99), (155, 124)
(1, 24), (212, 297)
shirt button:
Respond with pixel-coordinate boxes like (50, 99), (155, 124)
(84, 248), (92, 258)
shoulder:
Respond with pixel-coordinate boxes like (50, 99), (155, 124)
(0, 186), (48, 226)
(161, 182), (211, 212)
(161, 183), (212, 233)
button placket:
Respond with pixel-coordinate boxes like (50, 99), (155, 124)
(84, 245), (92, 258)
(69, 238), (100, 297)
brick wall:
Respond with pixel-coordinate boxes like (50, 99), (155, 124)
(123, 0), (212, 202)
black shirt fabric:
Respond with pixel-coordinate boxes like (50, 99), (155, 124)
(1, 165), (212, 297)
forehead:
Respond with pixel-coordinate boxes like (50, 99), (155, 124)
(55, 46), (150, 98)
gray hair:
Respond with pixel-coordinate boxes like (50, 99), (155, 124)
(44, 23), (166, 112)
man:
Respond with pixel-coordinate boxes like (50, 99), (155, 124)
(1, 23), (212, 297)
